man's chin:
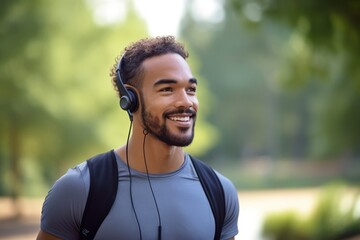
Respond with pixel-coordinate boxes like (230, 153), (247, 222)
(167, 135), (194, 147)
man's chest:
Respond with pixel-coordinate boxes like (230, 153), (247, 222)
(95, 177), (215, 239)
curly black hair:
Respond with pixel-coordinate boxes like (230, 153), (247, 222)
(110, 36), (189, 97)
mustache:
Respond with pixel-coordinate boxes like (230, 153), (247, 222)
(164, 108), (197, 117)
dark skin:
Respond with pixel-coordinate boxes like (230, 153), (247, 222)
(116, 53), (199, 174)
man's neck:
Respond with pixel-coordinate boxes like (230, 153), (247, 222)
(116, 133), (185, 174)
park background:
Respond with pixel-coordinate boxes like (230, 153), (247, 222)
(1, 0), (359, 239)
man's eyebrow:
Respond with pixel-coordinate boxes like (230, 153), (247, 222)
(154, 79), (177, 86)
(189, 78), (198, 84)
(154, 78), (198, 86)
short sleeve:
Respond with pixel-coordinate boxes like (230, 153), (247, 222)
(217, 172), (239, 240)
(40, 163), (89, 240)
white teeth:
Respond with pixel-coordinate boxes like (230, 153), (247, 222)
(169, 116), (190, 122)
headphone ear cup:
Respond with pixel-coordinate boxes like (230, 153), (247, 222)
(126, 87), (138, 113)
(119, 88), (138, 113)
(115, 56), (139, 115)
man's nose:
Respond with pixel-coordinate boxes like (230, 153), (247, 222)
(175, 90), (193, 108)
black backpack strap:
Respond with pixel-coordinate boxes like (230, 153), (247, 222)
(190, 156), (226, 240)
(79, 150), (118, 240)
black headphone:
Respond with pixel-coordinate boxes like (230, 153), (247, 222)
(115, 56), (139, 120)
(117, 56), (162, 240)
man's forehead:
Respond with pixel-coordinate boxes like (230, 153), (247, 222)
(141, 54), (194, 82)
(142, 53), (188, 70)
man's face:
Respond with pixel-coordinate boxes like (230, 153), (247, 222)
(139, 53), (199, 147)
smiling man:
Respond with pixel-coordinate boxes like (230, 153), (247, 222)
(37, 36), (239, 240)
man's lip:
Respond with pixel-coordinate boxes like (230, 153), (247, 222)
(167, 115), (193, 128)
(167, 112), (193, 117)
(166, 113), (195, 123)
(165, 109), (196, 126)
(164, 108), (197, 118)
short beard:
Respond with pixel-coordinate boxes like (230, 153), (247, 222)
(140, 96), (196, 147)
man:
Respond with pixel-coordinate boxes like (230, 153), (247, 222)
(37, 36), (239, 240)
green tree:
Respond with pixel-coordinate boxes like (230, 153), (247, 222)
(0, 0), (217, 202)
(1, 0), (50, 209)
(181, 2), (294, 161)
(180, 0), (360, 162)
(230, 0), (360, 158)
(0, 0), (148, 200)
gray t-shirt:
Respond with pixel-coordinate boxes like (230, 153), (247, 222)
(40, 152), (239, 239)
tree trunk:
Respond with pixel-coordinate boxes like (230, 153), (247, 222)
(9, 122), (21, 218)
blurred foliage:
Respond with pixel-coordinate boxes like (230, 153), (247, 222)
(262, 183), (360, 240)
(230, 0), (360, 158)
(0, 0), (216, 196)
(182, 4), (283, 161)
(215, 156), (360, 190)
(262, 211), (309, 240)
(180, 0), (360, 161)
(2, 0), (360, 197)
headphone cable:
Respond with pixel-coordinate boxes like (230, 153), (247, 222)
(125, 121), (142, 240)
(143, 129), (162, 240)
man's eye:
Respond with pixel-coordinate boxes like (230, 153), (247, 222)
(160, 87), (173, 92)
(188, 87), (197, 93)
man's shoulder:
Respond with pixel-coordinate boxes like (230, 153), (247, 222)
(213, 170), (237, 194)
(188, 154), (237, 196)
(50, 150), (108, 195)
(51, 161), (89, 195)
